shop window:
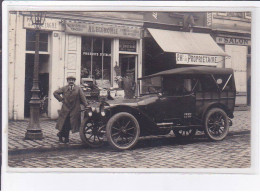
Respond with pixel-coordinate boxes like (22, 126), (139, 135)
(81, 37), (111, 88)
(26, 30), (48, 52)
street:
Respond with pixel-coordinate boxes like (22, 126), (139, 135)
(8, 110), (251, 168)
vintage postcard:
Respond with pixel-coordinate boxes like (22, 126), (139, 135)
(3, 2), (254, 174)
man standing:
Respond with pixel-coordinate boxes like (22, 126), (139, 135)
(54, 76), (88, 143)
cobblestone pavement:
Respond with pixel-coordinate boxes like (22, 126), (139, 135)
(8, 131), (250, 168)
(8, 111), (251, 152)
(8, 111), (251, 168)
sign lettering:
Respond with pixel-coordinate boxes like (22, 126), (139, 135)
(176, 53), (223, 66)
(82, 52), (111, 57)
(24, 16), (62, 31)
(216, 37), (251, 46)
(119, 40), (137, 52)
(66, 22), (142, 39)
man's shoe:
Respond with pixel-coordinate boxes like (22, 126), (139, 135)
(57, 132), (63, 143)
(64, 138), (69, 144)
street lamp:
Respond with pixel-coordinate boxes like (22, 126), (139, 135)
(25, 11), (46, 140)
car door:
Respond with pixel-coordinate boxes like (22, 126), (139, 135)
(160, 77), (196, 122)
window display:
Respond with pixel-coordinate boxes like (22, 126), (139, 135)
(81, 37), (111, 88)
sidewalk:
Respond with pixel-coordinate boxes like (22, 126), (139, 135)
(8, 111), (251, 154)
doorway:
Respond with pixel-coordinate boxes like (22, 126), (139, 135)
(119, 54), (137, 98)
(24, 54), (50, 117)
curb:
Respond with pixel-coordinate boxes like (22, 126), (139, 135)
(8, 143), (85, 155)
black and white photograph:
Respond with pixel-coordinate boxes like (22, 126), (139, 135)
(5, 9), (252, 170)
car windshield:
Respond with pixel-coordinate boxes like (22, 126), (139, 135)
(140, 76), (162, 95)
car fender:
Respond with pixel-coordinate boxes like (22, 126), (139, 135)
(202, 102), (234, 120)
(107, 105), (158, 132)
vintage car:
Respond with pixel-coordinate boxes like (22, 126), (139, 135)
(80, 66), (236, 150)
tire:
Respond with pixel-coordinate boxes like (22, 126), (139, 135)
(173, 128), (197, 139)
(80, 117), (105, 148)
(106, 112), (140, 150)
(204, 108), (229, 141)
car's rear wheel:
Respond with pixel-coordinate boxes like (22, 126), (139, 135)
(204, 108), (229, 141)
(80, 118), (105, 148)
(173, 128), (197, 138)
(106, 112), (140, 150)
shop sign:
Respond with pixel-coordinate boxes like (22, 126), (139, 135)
(216, 37), (251, 46)
(176, 53), (222, 66)
(65, 22), (142, 39)
(119, 40), (137, 52)
(24, 16), (62, 31)
(82, 52), (111, 57)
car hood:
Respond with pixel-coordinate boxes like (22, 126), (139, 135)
(106, 94), (159, 107)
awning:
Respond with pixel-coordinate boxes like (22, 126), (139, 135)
(147, 28), (228, 56)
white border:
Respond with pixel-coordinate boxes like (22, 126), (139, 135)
(2, 1), (260, 190)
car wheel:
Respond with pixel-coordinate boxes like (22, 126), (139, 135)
(106, 112), (140, 150)
(80, 118), (105, 148)
(204, 108), (229, 141)
(173, 128), (197, 138)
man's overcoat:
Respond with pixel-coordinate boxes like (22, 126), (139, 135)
(54, 85), (88, 133)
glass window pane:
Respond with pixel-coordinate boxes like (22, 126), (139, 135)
(82, 37), (92, 52)
(92, 56), (102, 80)
(81, 55), (91, 78)
(26, 42), (35, 51)
(39, 43), (48, 52)
(39, 33), (48, 42)
(26, 30), (36, 42)
(103, 56), (111, 81)
(93, 37), (102, 53)
(104, 38), (111, 54)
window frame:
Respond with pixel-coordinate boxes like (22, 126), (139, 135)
(25, 30), (50, 55)
(81, 36), (112, 85)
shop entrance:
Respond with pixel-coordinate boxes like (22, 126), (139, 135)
(119, 54), (137, 98)
(24, 54), (50, 118)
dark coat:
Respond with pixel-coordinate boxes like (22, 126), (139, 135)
(53, 85), (88, 133)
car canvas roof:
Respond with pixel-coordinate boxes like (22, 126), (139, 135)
(139, 66), (234, 79)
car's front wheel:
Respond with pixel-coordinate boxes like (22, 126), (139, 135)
(106, 112), (140, 150)
(80, 118), (105, 148)
(204, 108), (229, 141)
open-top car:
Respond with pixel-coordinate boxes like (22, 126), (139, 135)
(80, 66), (236, 150)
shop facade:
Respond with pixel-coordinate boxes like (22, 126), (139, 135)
(209, 12), (251, 105)
(143, 12), (251, 106)
(8, 12), (143, 120)
(143, 12), (226, 75)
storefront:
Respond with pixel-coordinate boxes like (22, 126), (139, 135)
(8, 12), (143, 120)
(215, 35), (251, 105)
(144, 28), (227, 76)
(65, 21), (143, 99)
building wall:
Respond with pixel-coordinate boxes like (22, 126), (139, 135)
(8, 11), (144, 120)
(8, 12), (26, 120)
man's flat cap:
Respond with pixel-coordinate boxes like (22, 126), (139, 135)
(67, 76), (76, 80)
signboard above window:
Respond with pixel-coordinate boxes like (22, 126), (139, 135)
(119, 40), (137, 52)
(66, 21), (142, 39)
(176, 53), (223, 66)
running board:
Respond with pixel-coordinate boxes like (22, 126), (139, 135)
(156, 122), (173, 126)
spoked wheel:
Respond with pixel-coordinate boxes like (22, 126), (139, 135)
(173, 128), (197, 138)
(106, 112), (140, 150)
(204, 108), (229, 141)
(80, 118), (105, 148)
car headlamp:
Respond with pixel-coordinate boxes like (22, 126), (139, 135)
(88, 111), (93, 117)
(91, 107), (96, 112)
